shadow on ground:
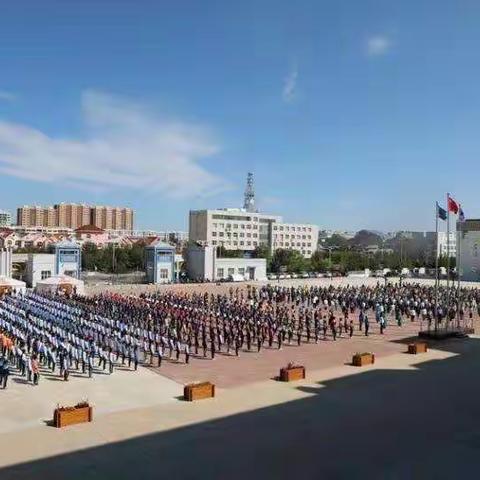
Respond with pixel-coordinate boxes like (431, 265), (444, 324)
(2, 337), (480, 480)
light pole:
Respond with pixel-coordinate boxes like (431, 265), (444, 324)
(325, 246), (338, 279)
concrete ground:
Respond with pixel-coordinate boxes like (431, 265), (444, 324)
(0, 337), (479, 479)
(1, 277), (479, 479)
(0, 361), (181, 434)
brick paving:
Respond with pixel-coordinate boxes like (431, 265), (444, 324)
(147, 316), (429, 388)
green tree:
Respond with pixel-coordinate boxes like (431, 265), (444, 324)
(216, 246), (243, 258)
(270, 249), (307, 273)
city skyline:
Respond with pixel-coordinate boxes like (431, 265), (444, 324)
(1, 1), (479, 231)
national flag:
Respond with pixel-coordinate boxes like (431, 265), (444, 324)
(437, 203), (447, 221)
(447, 195), (459, 214)
(459, 206), (466, 222)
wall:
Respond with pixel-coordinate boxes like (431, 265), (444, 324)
(26, 254), (56, 287)
(458, 230), (480, 282)
(0, 249), (12, 277)
(215, 257), (267, 281)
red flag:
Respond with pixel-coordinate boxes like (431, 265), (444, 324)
(448, 196), (459, 214)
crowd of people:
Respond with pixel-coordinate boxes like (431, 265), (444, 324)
(0, 281), (478, 390)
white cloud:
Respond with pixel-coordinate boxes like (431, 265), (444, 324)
(0, 90), (16, 102)
(282, 65), (298, 103)
(0, 90), (228, 198)
(366, 35), (392, 57)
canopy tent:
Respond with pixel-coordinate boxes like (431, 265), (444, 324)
(35, 274), (85, 296)
(0, 276), (27, 296)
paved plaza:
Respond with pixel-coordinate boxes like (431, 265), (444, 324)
(1, 278), (479, 479)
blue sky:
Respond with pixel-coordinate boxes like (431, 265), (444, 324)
(0, 0), (478, 232)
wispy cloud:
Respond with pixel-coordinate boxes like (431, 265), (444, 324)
(282, 65), (298, 103)
(0, 90), (228, 198)
(0, 90), (16, 102)
(366, 35), (392, 57)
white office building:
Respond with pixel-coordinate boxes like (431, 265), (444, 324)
(457, 219), (480, 282)
(186, 245), (267, 281)
(437, 231), (457, 258)
(189, 208), (318, 258)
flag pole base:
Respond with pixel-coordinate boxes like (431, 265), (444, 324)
(418, 327), (474, 340)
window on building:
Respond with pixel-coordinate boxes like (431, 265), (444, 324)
(217, 268), (224, 278)
(233, 224), (238, 229)
(238, 268), (245, 275)
(241, 224), (245, 229)
(219, 232), (224, 237)
(160, 269), (169, 279)
(240, 241), (244, 246)
(41, 270), (51, 280)
(240, 233), (244, 238)
(212, 231), (217, 237)
(247, 233), (251, 238)
(228, 268), (235, 276)
(253, 242), (258, 247)
(212, 240), (217, 245)
(247, 241), (251, 246)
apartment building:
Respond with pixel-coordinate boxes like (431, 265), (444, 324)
(17, 204), (134, 230)
(0, 210), (12, 227)
(189, 208), (318, 258)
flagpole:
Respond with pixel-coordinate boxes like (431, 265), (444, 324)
(446, 192), (450, 330)
(434, 201), (439, 333)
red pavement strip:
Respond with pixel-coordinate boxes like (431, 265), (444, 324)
(146, 317), (443, 388)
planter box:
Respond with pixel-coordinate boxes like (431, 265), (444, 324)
(279, 366), (306, 382)
(408, 342), (427, 354)
(352, 353), (375, 367)
(184, 382), (215, 401)
(53, 406), (93, 428)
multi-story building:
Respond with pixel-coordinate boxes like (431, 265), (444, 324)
(0, 210), (12, 227)
(189, 208), (318, 258)
(437, 231), (457, 258)
(457, 219), (480, 282)
(16, 204), (134, 230)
